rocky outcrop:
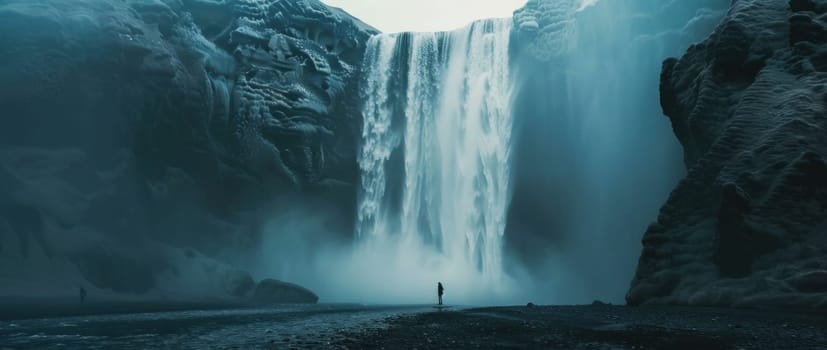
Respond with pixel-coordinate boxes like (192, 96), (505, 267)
(629, 0), (827, 308)
(512, 0), (728, 62)
(0, 0), (375, 297)
(252, 278), (319, 304)
(134, 0), (376, 197)
(512, 0), (579, 61)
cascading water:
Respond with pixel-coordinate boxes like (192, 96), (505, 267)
(356, 19), (514, 301)
(505, 0), (727, 303)
(281, 0), (725, 305)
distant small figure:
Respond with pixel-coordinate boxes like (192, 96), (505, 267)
(79, 286), (87, 303)
(437, 282), (445, 305)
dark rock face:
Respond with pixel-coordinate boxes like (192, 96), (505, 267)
(629, 0), (827, 307)
(225, 269), (256, 298)
(0, 0), (375, 297)
(252, 278), (319, 304)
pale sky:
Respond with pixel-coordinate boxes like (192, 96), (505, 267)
(320, 0), (529, 33)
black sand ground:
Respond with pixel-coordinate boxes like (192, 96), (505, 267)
(0, 303), (422, 349)
(337, 305), (827, 350)
(0, 297), (249, 321)
(2, 302), (825, 349)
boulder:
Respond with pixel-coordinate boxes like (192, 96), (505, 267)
(252, 279), (319, 304)
(224, 270), (256, 298)
(788, 271), (827, 293)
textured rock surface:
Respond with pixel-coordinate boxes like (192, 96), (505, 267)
(252, 278), (319, 304)
(512, 0), (580, 61)
(512, 0), (728, 62)
(0, 0), (375, 298)
(629, 0), (827, 308)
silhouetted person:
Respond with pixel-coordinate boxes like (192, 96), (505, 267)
(437, 282), (444, 305)
(79, 286), (87, 303)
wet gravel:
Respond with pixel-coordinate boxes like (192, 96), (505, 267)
(2, 303), (824, 349)
(0, 304), (427, 349)
(337, 305), (827, 349)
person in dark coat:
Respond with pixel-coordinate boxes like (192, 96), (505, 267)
(437, 282), (445, 305)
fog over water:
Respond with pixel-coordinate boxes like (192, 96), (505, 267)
(354, 19), (515, 303)
(276, 0), (727, 305)
(0, 0), (728, 306)
(503, 0), (728, 304)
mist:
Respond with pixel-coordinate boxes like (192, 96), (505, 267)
(4, 1), (826, 348)
(507, 0), (728, 304)
(240, 0), (729, 305)
(0, 0), (728, 306)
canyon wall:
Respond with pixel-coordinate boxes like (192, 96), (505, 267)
(629, 0), (827, 308)
(0, 0), (375, 299)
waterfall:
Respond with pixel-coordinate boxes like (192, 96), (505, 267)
(357, 19), (514, 292)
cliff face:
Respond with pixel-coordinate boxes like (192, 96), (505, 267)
(629, 0), (827, 307)
(0, 0), (375, 297)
